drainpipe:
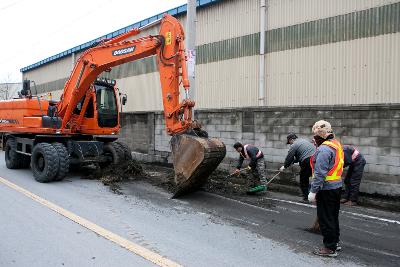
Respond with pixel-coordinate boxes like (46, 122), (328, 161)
(259, 0), (266, 106)
(186, 0), (197, 115)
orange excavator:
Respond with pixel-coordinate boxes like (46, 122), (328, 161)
(0, 14), (226, 197)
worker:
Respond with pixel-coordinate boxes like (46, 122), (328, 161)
(280, 133), (315, 202)
(233, 142), (266, 193)
(341, 145), (366, 206)
(308, 120), (343, 257)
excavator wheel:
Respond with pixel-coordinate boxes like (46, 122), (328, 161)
(31, 143), (60, 183)
(100, 142), (125, 168)
(52, 142), (70, 181)
(114, 141), (133, 161)
(170, 133), (226, 197)
(5, 138), (23, 169)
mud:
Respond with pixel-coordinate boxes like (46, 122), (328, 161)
(80, 160), (274, 209)
(80, 159), (146, 194)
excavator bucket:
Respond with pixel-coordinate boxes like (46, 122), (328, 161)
(170, 134), (226, 198)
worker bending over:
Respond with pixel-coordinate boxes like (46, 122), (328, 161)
(280, 133), (315, 202)
(308, 120), (343, 257)
(233, 142), (266, 193)
(341, 145), (366, 206)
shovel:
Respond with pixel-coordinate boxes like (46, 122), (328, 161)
(225, 166), (251, 179)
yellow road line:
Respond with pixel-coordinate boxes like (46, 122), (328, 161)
(0, 176), (182, 267)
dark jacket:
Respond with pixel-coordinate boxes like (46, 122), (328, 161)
(284, 138), (315, 168)
(236, 145), (264, 169)
(343, 145), (365, 168)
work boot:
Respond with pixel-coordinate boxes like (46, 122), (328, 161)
(313, 247), (338, 257)
(343, 200), (357, 206)
(340, 198), (348, 204)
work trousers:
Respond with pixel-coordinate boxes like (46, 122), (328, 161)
(299, 157), (312, 199)
(316, 188), (341, 251)
(249, 159), (267, 186)
(343, 156), (366, 202)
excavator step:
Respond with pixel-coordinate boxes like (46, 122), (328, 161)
(170, 134), (226, 198)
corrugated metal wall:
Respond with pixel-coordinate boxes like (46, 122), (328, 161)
(266, 32), (400, 106)
(22, 0), (400, 110)
(197, 0), (259, 44)
(267, 0), (397, 29)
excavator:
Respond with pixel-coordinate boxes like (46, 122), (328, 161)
(0, 14), (226, 197)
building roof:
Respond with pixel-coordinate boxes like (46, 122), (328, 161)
(21, 0), (221, 73)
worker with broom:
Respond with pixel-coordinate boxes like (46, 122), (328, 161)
(233, 142), (266, 193)
(280, 133), (315, 202)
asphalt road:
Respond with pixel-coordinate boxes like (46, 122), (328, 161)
(0, 152), (399, 266)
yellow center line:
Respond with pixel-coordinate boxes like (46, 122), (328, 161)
(0, 176), (182, 267)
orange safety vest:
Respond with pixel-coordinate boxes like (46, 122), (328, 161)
(310, 139), (344, 182)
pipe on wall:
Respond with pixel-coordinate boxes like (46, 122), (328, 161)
(259, 0), (266, 106)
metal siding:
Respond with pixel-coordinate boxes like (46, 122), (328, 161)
(197, 0), (259, 45)
(116, 73), (163, 112)
(19, 0), (400, 110)
(196, 55), (259, 109)
(267, 0), (398, 30)
(265, 33), (400, 106)
(23, 55), (73, 84)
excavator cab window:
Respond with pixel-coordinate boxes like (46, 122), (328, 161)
(95, 83), (118, 128)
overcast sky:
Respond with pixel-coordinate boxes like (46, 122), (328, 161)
(0, 0), (187, 82)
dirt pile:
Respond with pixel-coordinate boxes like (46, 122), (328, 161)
(81, 159), (146, 193)
(203, 169), (253, 195)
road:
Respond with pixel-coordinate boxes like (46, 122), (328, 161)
(0, 151), (399, 266)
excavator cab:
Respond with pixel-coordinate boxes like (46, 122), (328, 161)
(94, 81), (118, 128)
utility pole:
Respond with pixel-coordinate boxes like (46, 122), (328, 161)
(186, 0), (197, 112)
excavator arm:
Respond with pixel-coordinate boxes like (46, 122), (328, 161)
(57, 14), (226, 197)
(57, 14), (193, 135)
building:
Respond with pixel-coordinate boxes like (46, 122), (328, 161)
(20, 0), (400, 196)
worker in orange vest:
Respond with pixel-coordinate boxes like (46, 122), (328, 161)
(308, 120), (344, 257)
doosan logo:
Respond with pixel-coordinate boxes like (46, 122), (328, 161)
(112, 46), (136, 56)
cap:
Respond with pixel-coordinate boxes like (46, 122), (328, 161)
(286, 133), (298, 144)
(312, 120), (333, 139)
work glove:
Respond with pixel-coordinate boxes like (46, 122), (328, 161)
(279, 166), (285, 171)
(308, 192), (316, 203)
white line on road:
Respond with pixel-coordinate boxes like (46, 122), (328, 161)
(210, 193), (280, 214)
(260, 197), (400, 225)
(0, 176), (182, 267)
(348, 243), (400, 258)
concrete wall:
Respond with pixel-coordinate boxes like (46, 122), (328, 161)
(119, 104), (400, 197)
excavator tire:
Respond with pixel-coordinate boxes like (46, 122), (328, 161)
(170, 134), (226, 197)
(31, 143), (59, 183)
(5, 138), (23, 169)
(114, 141), (133, 161)
(52, 142), (70, 181)
(100, 142), (125, 168)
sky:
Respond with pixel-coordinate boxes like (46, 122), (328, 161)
(0, 0), (187, 82)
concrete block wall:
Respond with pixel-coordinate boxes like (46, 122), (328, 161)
(119, 104), (400, 197)
(118, 113), (154, 154)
